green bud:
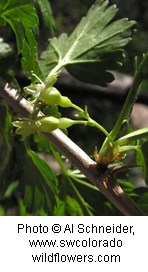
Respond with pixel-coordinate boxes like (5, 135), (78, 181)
(59, 96), (73, 108)
(39, 86), (73, 108)
(36, 116), (59, 132)
(39, 87), (61, 105)
(58, 118), (75, 129)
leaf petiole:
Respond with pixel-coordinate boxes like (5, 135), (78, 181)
(113, 128), (148, 147)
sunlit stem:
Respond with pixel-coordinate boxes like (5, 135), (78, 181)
(70, 103), (84, 113)
(67, 172), (99, 191)
(116, 145), (138, 153)
(31, 72), (44, 85)
(114, 129), (148, 147)
(98, 53), (148, 160)
(70, 103), (112, 141)
(50, 144), (67, 175)
(46, 62), (64, 78)
(110, 53), (148, 141)
(87, 117), (112, 142)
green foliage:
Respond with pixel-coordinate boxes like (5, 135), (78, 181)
(16, 147), (57, 214)
(54, 195), (85, 216)
(138, 191), (148, 214)
(41, 0), (136, 85)
(35, 0), (55, 36)
(21, 30), (43, 81)
(0, 106), (13, 192)
(0, 0), (148, 216)
(0, 0), (38, 51)
(141, 142), (148, 183)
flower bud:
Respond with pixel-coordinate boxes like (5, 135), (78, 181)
(39, 86), (73, 108)
(59, 96), (73, 108)
(36, 116), (59, 132)
(39, 87), (61, 105)
(58, 118), (75, 129)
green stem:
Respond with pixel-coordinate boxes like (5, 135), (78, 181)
(114, 128), (148, 147)
(67, 172), (99, 191)
(115, 145), (138, 153)
(110, 53), (148, 140)
(50, 145), (67, 175)
(46, 62), (64, 77)
(87, 117), (112, 142)
(50, 145), (94, 215)
(67, 177), (93, 215)
(71, 119), (112, 141)
(70, 103), (84, 113)
(98, 53), (148, 160)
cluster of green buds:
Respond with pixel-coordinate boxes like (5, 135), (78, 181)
(14, 72), (113, 141)
(13, 116), (86, 137)
(39, 86), (74, 108)
(24, 72), (81, 111)
(13, 72), (87, 137)
(12, 71), (89, 137)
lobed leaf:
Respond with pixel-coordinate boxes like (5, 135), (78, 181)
(114, 128), (148, 146)
(0, 0), (43, 80)
(54, 196), (84, 216)
(41, 0), (136, 85)
(21, 28), (43, 81)
(0, 0), (38, 52)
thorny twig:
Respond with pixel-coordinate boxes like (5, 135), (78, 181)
(0, 83), (145, 215)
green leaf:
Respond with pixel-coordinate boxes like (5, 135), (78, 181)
(0, 0), (38, 52)
(2, 181), (18, 199)
(21, 28), (43, 81)
(33, 133), (53, 153)
(67, 51), (122, 85)
(16, 145), (57, 214)
(41, 0), (136, 85)
(54, 195), (84, 216)
(53, 173), (92, 216)
(35, 0), (55, 36)
(137, 191), (148, 215)
(114, 128), (148, 146)
(141, 142), (148, 183)
(118, 179), (137, 197)
(0, 205), (5, 215)
(136, 147), (147, 182)
(27, 149), (57, 193)
(0, 106), (13, 191)
(0, 0), (43, 79)
(110, 53), (148, 141)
